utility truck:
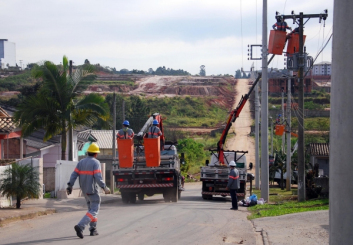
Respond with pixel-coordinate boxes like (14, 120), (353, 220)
(113, 113), (183, 203)
(200, 74), (262, 200)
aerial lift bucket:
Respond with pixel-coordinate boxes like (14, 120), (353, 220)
(268, 30), (286, 55)
(275, 125), (285, 136)
(144, 138), (161, 167)
(287, 33), (306, 54)
(117, 138), (134, 168)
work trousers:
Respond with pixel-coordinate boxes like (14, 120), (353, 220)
(77, 192), (101, 231)
(230, 189), (238, 209)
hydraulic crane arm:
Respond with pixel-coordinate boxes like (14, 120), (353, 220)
(217, 73), (262, 164)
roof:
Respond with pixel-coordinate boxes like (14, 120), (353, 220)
(313, 81), (331, 87)
(90, 130), (114, 149)
(25, 129), (61, 150)
(308, 143), (329, 157)
(0, 117), (17, 133)
(314, 61), (331, 65)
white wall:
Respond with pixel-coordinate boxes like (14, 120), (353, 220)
(55, 160), (79, 197)
(0, 165), (12, 207)
(18, 158), (44, 199)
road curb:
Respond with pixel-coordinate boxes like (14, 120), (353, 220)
(0, 208), (56, 227)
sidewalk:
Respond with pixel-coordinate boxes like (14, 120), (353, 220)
(0, 194), (120, 227)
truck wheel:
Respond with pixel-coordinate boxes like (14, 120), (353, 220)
(121, 193), (129, 204)
(202, 194), (212, 200)
(163, 192), (170, 202)
(138, 193), (144, 201)
(171, 187), (178, 202)
(129, 193), (136, 204)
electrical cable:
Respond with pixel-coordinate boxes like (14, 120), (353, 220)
(304, 33), (333, 77)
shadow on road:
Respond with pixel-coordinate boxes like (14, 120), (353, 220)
(3, 236), (78, 245)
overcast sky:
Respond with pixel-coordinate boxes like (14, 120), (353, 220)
(1, 0), (333, 75)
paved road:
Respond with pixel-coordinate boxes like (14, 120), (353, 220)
(0, 183), (261, 245)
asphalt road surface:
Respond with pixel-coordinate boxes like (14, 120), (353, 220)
(0, 183), (260, 245)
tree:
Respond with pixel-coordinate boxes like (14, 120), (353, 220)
(14, 56), (110, 160)
(199, 65), (206, 76)
(0, 163), (41, 209)
(235, 69), (241, 78)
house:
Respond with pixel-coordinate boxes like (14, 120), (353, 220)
(267, 70), (312, 95)
(312, 81), (331, 93)
(0, 107), (22, 159)
(308, 143), (330, 177)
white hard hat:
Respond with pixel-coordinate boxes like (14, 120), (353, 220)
(229, 161), (236, 167)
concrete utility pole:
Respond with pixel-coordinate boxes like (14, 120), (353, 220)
(122, 100), (125, 121)
(330, 1), (353, 243)
(281, 88), (285, 152)
(68, 60), (74, 161)
(270, 117), (273, 156)
(286, 73), (292, 191)
(111, 93), (117, 192)
(255, 72), (260, 190)
(278, 10), (328, 202)
(260, 0), (269, 202)
(112, 93), (117, 159)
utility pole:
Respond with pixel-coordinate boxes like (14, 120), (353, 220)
(270, 117), (273, 156)
(255, 71), (260, 190)
(112, 93), (117, 159)
(278, 10), (328, 202)
(286, 73), (292, 191)
(68, 60), (74, 161)
(330, 1), (353, 243)
(111, 93), (117, 192)
(281, 87), (285, 152)
(122, 100), (125, 121)
(260, 0), (269, 202)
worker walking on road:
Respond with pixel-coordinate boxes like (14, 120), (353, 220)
(148, 119), (163, 138)
(226, 161), (239, 210)
(117, 120), (134, 139)
(66, 143), (111, 239)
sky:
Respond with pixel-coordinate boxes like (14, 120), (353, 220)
(0, 0), (334, 75)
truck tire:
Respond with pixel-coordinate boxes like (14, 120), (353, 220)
(163, 192), (170, 202)
(202, 194), (212, 200)
(138, 193), (144, 201)
(171, 186), (178, 202)
(129, 193), (136, 204)
(121, 192), (129, 204)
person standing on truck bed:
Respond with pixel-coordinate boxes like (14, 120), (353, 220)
(226, 161), (239, 210)
(66, 143), (111, 239)
(148, 119), (162, 138)
(117, 120), (134, 139)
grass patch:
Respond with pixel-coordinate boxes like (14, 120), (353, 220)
(247, 188), (329, 220)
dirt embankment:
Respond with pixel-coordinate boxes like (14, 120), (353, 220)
(85, 74), (237, 110)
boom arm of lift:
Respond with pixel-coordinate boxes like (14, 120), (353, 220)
(217, 73), (262, 164)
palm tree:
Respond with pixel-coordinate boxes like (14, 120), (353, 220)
(0, 163), (41, 209)
(14, 56), (110, 160)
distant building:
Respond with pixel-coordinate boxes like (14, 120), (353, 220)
(0, 39), (16, 69)
(312, 61), (331, 75)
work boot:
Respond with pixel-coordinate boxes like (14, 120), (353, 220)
(90, 229), (99, 236)
(74, 225), (84, 239)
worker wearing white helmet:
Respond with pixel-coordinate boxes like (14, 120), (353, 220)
(67, 143), (111, 239)
(226, 160), (240, 210)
